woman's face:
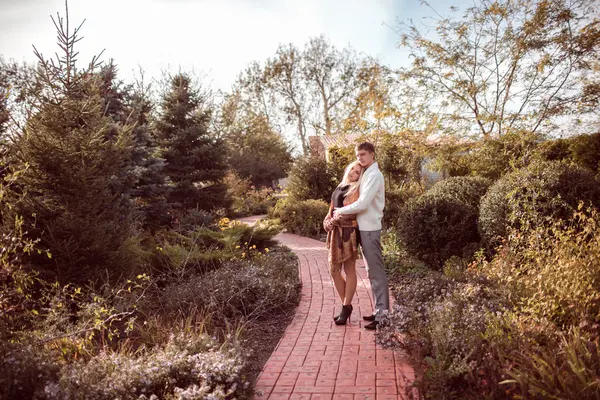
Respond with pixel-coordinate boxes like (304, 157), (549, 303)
(347, 164), (362, 182)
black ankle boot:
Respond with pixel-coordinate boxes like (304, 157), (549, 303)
(333, 304), (353, 321)
(334, 305), (353, 325)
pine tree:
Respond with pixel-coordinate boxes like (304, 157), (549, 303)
(96, 63), (169, 229)
(155, 73), (229, 212)
(127, 82), (169, 229)
(4, 8), (137, 284)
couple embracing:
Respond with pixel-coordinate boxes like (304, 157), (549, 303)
(323, 142), (389, 330)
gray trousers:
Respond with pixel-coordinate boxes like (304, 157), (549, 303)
(359, 230), (390, 321)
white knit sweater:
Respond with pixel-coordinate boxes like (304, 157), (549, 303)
(336, 162), (385, 231)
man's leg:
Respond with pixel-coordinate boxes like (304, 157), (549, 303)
(359, 230), (390, 322)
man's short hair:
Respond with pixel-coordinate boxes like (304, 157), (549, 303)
(356, 142), (375, 153)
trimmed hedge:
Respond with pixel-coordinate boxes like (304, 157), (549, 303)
(479, 161), (600, 248)
(397, 176), (491, 268)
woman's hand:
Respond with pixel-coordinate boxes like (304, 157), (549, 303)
(323, 217), (334, 232)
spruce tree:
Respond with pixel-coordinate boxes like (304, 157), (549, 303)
(155, 73), (229, 212)
(96, 63), (169, 229)
(127, 83), (169, 229)
(5, 10), (136, 284)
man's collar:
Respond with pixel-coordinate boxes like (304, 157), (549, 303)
(365, 161), (378, 172)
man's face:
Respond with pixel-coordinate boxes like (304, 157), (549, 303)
(356, 149), (374, 167)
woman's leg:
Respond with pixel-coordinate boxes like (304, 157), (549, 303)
(330, 265), (346, 302)
(343, 259), (357, 306)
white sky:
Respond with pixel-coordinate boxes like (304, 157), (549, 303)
(0, 0), (466, 91)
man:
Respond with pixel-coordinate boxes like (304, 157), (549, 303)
(333, 142), (389, 330)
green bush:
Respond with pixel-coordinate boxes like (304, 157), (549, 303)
(536, 132), (600, 174)
(270, 197), (329, 238)
(160, 248), (300, 325)
(379, 191), (600, 400)
(397, 177), (491, 268)
(381, 228), (428, 277)
(377, 270), (514, 399)
(427, 176), (491, 209)
(286, 155), (337, 202)
(506, 329), (600, 399)
(224, 171), (277, 217)
(429, 132), (540, 180)
(481, 206), (600, 334)
(151, 221), (281, 278)
(382, 182), (424, 230)
(479, 161), (600, 248)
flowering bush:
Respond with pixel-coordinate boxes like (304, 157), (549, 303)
(45, 332), (246, 400)
(377, 269), (515, 398)
(479, 204), (600, 336)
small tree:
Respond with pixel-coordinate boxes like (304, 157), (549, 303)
(286, 155), (337, 202)
(155, 72), (229, 212)
(219, 91), (293, 188)
(4, 8), (137, 283)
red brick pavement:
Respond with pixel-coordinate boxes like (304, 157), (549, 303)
(238, 216), (415, 400)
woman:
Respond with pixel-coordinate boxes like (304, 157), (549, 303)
(323, 161), (364, 325)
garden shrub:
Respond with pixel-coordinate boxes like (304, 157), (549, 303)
(479, 160), (600, 248)
(381, 228), (428, 277)
(426, 176), (490, 209)
(271, 197), (329, 238)
(224, 170), (277, 217)
(536, 132), (600, 174)
(377, 270), (514, 399)
(505, 328), (600, 400)
(397, 176), (491, 268)
(285, 155), (337, 202)
(160, 248), (300, 325)
(430, 132), (540, 180)
(172, 208), (214, 234)
(480, 205), (600, 335)
(383, 205), (600, 399)
(45, 332), (246, 400)
(151, 220), (281, 278)
(382, 182), (424, 230)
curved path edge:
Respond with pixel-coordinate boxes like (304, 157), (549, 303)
(238, 216), (415, 400)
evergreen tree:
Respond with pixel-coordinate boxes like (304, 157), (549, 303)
(4, 10), (137, 284)
(96, 63), (169, 229)
(127, 82), (169, 229)
(155, 73), (229, 212)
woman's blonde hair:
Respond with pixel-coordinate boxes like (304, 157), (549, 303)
(339, 160), (364, 198)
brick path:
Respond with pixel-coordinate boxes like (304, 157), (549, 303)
(239, 216), (415, 399)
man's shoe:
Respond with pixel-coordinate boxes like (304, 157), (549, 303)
(364, 320), (379, 330)
(362, 314), (376, 322)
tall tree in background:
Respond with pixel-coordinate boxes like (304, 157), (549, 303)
(219, 90), (293, 187)
(155, 72), (228, 211)
(257, 37), (363, 155)
(263, 44), (311, 155)
(400, 0), (600, 138)
(0, 63), (9, 135)
(4, 8), (137, 284)
(303, 35), (361, 136)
